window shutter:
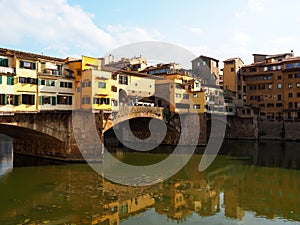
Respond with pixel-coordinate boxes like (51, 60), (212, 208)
(3, 59), (8, 67)
(1, 94), (5, 105)
(4, 94), (7, 105)
(20, 61), (24, 68)
(32, 62), (36, 70)
(14, 95), (19, 106)
(40, 96), (44, 105)
(68, 96), (72, 105)
(0, 75), (2, 84)
(51, 96), (56, 105)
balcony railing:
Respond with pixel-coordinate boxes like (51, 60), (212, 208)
(0, 66), (15, 74)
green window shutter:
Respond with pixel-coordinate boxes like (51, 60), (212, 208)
(68, 96), (72, 105)
(60, 82), (63, 87)
(38, 79), (41, 85)
(20, 61), (24, 68)
(14, 95), (19, 106)
(40, 96), (44, 105)
(7, 76), (14, 85)
(0, 75), (2, 84)
(4, 94), (7, 105)
(32, 62), (36, 70)
(51, 96), (56, 105)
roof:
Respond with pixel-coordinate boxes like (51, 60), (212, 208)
(223, 57), (244, 63)
(243, 56), (300, 68)
(102, 66), (165, 80)
(0, 47), (65, 62)
(191, 55), (219, 63)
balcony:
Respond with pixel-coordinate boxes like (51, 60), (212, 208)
(0, 66), (15, 74)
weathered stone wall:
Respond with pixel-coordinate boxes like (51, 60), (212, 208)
(224, 116), (258, 140)
(258, 119), (300, 141)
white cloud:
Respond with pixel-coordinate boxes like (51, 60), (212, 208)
(234, 32), (251, 46)
(0, 0), (160, 57)
(248, 0), (264, 12)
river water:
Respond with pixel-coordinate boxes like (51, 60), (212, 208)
(0, 134), (299, 225)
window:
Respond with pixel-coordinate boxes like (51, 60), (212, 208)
(193, 104), (201, 109)
(21, 94), (35, 105)
(259, 104), (265, 108)
(20, 60), (36, 70)
(193, 93), (198, 98)
(60, 81), (73, 88)
(175, 103), (190, 109)
(7, 76), (14, 85)
(288, 102), (293, 109)
(18, 77), (37, 85)
(57, 95), (72, 105)
(258, 84), (265, 90)
(295, 74), (300, 78)
(278, 65), (282, 70)
(46, 80), (55, 86)
(286, 63), (294, 69)
(98, 82), (106, 89)
(119, 75), (128, 85)
(94, 97), (110, 105)
(250, 68), (257, 72)
(77, 70), (81, 76)
(278, 95), (282, 101)
(40, 96), (52, 105)
(288, 83), (293, 88)
(202, 61), (206, 66)
(0, 58), (8, 67)
(288, 93), (293, 98)
(278, 75), (282, 80)
(267, 103), (274, 108)
(288, 74), (293, 78)
(40, 79), (45, 85)
(268, 84), (272, 89)
(277, 83), (282, 89)
(176, 93), (182, 98)
(111, 85), (117, 92)
(196, 62), (200, 67)
(183, 94), (189, 99)
(250, 85), (257, 90)
(230, 68), (234, 72)
(276, 103), (283, 107)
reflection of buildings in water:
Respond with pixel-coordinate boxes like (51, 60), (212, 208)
(91, 195), (155, 225)
(154, 179), (220, 222)
(0, 134), (13, 177)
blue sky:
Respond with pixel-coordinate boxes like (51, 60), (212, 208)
(1, 0), (300, 66)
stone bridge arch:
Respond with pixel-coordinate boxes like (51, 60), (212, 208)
(103, 106), (164, 133)
(0, 112), (72, 142)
